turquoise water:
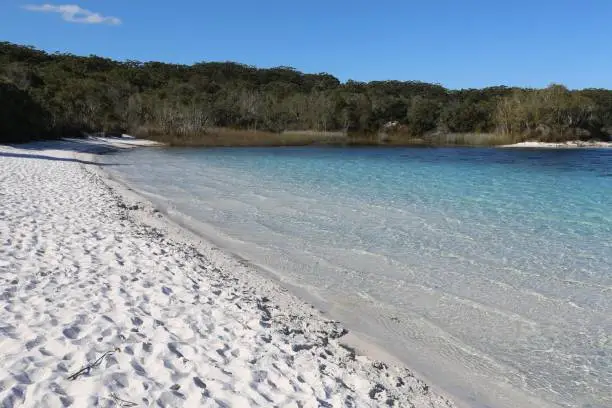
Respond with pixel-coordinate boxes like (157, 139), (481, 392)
(104, 147), (612, 408)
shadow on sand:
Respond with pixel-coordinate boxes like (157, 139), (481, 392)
(6, 137), (118, 153)
(0, 151), (122, 166)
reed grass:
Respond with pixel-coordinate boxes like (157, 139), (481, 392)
(137, 127), (346, 147)
(136, 127), (518, 147)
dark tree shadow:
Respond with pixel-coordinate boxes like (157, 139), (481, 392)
(0, 151), (122, 166)
(7, 138), (117, 153)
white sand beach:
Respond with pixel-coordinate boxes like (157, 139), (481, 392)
(500, 140), (612, 148)
(0, 138), (455, 407)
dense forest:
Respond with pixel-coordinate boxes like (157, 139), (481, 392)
(1, 41), (611, 145)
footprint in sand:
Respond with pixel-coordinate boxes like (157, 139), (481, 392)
(142, 342), (153, 353)
(131, 360), (147, 376)
(193, 376), (207, 389)
(62, 326), (80, 340)
(25, 335), (46, 351)
(2, 385), (26, 407)
(12, 372), (33, 385)
(106, 372), (129, 389)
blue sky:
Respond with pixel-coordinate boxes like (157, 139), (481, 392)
(1, 0), (611, 89)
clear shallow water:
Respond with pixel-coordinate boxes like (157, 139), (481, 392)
(105, 147), (612, 408)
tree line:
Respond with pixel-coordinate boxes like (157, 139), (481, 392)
(1, 41), (611, 145)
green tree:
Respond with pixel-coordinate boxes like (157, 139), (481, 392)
(406, 97), (441, 135)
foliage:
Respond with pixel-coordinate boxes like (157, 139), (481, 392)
(406, 97), (441, 135)
(1, 42), (610, 145)
(494, 85), (599, 141)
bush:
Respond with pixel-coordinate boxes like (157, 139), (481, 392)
(405, 97), (441, 135)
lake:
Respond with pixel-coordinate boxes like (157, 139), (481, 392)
(104, 146), (612, 408)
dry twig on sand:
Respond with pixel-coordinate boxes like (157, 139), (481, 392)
(110, 392), (138, 407)
(66, 348), (120, 381)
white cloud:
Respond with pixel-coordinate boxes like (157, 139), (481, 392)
(23, 4), (121, 25)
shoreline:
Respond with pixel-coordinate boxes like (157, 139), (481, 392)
(499, 140), (612, 149)
(0, 137), (456, 407)
(87, 141), (462, 406)
(89, 138), (563, 408)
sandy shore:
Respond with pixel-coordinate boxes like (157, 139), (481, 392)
(500, 140), (612, 148)
(0, 137), (455, 407)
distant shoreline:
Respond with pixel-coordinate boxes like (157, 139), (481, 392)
(499, 140), (612, 149)
(134, 128), (612, 149)
(74, 134), (612, 150)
